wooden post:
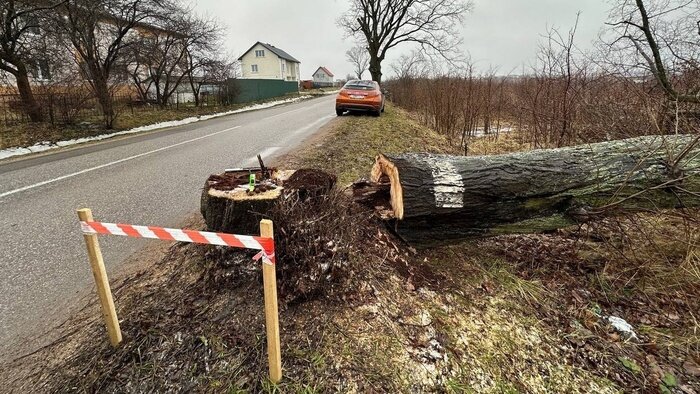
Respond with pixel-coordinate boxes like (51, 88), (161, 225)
(77, 208), (122, 347)
(260, 219), (282, 383)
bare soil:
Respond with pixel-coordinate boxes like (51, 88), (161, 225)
(283, 169), (336, 191)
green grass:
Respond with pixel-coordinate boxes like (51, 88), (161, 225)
(289, 103), (457, 184)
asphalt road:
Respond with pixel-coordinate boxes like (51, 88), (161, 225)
(0, 94), (336, 360)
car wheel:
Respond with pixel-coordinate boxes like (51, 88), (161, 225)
(373, 110), (381, 117)
(336, 108), (344, 116)
(381, 104), (385, 113)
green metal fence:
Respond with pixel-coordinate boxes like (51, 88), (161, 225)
(228, 79), (299, 103)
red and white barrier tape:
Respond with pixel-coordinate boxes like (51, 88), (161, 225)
(80, 221), (275, 264)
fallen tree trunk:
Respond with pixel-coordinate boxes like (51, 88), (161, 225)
(359, 134), (700, 247)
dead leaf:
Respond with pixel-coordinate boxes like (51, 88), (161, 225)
(683, 358), (700, 377)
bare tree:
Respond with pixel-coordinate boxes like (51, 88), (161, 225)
(135, 10), (222, 108)
(0, 0), (61, 122)
(122, 7), (224, 108)
(183, 14), (226, 107)
(125, 33), (155, 102)
(607, 0), (700, 103)
(187, 56), (234, 107)
(141, 17), (189, 107)
(390, 49), (425, 79)
(338, 0), (471, 83)
(345, 44), (369, 79)
(55, 0), (170, 128)
(529, 13), (583, 146)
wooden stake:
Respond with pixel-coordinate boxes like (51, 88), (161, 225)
(77, 208), (122, 347)
(260, 219), (282, 383)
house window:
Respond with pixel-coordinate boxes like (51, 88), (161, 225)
(32, 59), (51, 81)
(251, 64), (258, 73)
(255, 50), (265, 57)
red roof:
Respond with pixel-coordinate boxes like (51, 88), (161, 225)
(314, 66), (334, 77)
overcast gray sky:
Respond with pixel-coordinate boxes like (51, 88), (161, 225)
(192, 0), (612, 79)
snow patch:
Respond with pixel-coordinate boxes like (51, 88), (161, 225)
(606, 316), (638, 340)
(468, 125), (515, 137)
(305, 89), (340, 96)
(0, 96), (310, 161)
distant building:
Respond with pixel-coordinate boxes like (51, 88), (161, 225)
(0, 10), (176, 93)
(312, 66), (334, 87)
(238, 42), (301, 81)
(300, 80), (314, 90)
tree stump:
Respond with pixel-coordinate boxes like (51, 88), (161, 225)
(201, 168), (337, 235)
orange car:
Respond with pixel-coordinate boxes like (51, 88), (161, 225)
(335, 80), (385, 116)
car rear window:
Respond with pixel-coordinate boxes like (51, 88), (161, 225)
(344, 81), (375, 90)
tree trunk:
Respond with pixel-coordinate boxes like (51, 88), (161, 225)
(359, 134), (700, 247)
(369, 54), (382, 84)
(201, 169), (337, 235)
(15, 66), (43, 123)
(201, 181), (281, 236)
(93, 77), (115, 129)
(189, 75), (201, 107)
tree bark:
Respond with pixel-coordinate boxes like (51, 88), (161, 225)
(188, 73), (201, 107)
(201, 186), (281, 236)
(93, 77), (115, 129)
(362, 134), (700, 247)
(15, 65), (44, 123)
(201, 169), (337, 235)
(369, 53), (382, 84)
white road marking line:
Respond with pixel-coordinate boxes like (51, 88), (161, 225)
(266, 107), (308, 119)
(245, 113), (333, 165)
(292, 114), (334, 135)
(265, 98), (331, 120)
(0, 126), (241, 199)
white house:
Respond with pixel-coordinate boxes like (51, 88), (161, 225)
(238, 42), (301, 81)
(0, 14), (183, 94)
(312, 66), (334, 86)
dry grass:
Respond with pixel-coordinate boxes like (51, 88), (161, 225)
(0, 94), (304, 150)
(481, 211), (700, 392)
(286, 103), (457, 185)
(2, 104), (698, 393)
(465, 132), (533, 156)
(282, 110), (700, 392)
